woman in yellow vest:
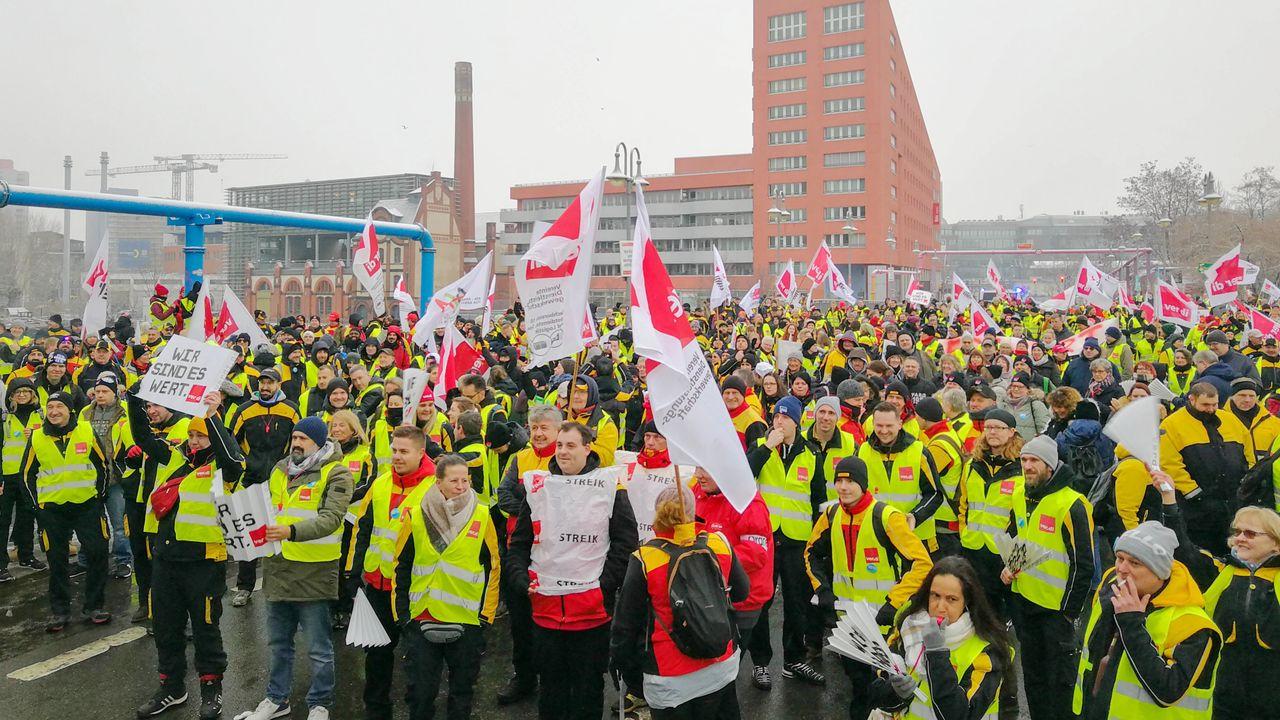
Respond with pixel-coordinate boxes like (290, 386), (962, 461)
(1, 378), (44, 582)
(1158, 474), (1280, 719)
(392, 454), (500, 720)
(329, 409), (373, 630)
(871, 556), (1012, 720)
(1074, 521), (1221, 719)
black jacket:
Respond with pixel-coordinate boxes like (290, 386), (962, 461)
(229, 391), (300, 486)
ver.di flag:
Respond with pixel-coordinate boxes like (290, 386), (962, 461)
(986, 260), (1008, 300)
(392, 276), (416, 327)
(709, 245), (733, 310)
(806, 241), (833, 284)
(1203, 244), (1260, 306)
(628, 186), (754, 513)
(352, 222), (387, 317)
(211, 287), (271, 351)
(183, 281), (214, 341)
(432, 323), (488, 411)
(739, 281), (762, 315)
(514, 170), (604, 367)
(827, 264), (858, 306)
(411, 251), (492, 349)
(81, 232), (110, 338)
(775, 261), (797, 303)
(1262, 278), (1280, 305)
(1155, 281), (1200, 328)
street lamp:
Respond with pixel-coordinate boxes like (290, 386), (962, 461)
(767, 190), (790, 283)
(1199, 172), (1223, 247)
(608, 142), (644, 275)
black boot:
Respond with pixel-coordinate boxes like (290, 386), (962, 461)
(137, 682), (188, 717)
(496, 673), (537, 705)
(199, 677), (223, 719)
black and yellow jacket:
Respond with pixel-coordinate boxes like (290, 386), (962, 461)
(1105, 447), (1162, 540)
(229, 391), (301, 486)
(804, 495), (933, 611)
(1231, 404), (1280, 463)
(1158, 407), (1251, 503)
(1258, 353), (1280, 394)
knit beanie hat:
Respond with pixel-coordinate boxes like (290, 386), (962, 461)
(832, 455), (869, 491)
(720, 375), (747, 396)
(836, 379), (866, 401)
(915, 397), (944, 423)
(1020, 434), (1059, 469)
(294, 416), (328, 447)
(773, 396), (803, 426)
(1113, 521), (1177, 580)
(814, 396), (840, 416)
(94, 373), (120, 395)
(984, 408), (1018, 429)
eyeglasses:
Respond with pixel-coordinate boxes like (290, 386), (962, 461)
(984, 424), (1012, 432)
(1231, 527), (1268, 541)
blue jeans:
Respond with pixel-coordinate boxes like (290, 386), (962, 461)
(104, 484), (131, 567)
(267, 600), (335, 709)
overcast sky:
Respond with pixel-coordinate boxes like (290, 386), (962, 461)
(5, 0), (1279, 233)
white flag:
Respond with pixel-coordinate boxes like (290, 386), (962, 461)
(1103, 396), (1162, 470)
(1262, 278), (1280, 305)
(392, 276), (416, 327)
(739, 281), (762, 315)
(1038, 288), (1073, 312)
(481, 276), (497, 337)
(709, 245), (733, 310)
(515, 170), (604, 367)
(352, 223), (387, 317)
(629, 186), (755, 513)
(411, 251), (492, 348)
(775, 261), (798, 303)
(1155, 281), (1200, 328)
(827, 264), (858, 306)
(211, 287), (271, 350)
(1203, 244), (1253, 306)
(401, 369), (431, 426)
(1074, 256), (1118, 310)
(183, 281), (214, 341)
(1059, 319), (1118, 356)
(81, 234), (111, 338)
(986, 260), (1007, 299)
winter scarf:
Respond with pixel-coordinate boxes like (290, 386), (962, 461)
(420, 484), (478, 553)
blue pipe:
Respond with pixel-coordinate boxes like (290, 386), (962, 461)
(0, 183), (437, 306)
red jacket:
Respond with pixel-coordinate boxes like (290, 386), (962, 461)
(695, 486), (774, 612)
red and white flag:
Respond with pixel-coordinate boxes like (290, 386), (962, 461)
(1139, 302), (1156, 324)
(776, 261), (797, 303)
(412, 251), (492, 349)
(1238, 302), (1280, 340)
(352, 223), (387, 317)
(827, 264), (858, 306)
(580, 307), (599, 347)
(739, 281), (762, 315)
(1115, 284), (1139, 311)
(1038, 288), (1073, 312)
(392, 276), (416, 326)
(182, 281), (215, 341)
(480, 276), (497, 337)
(806, 241), (833, 285)
(1074, 256), (1119, 310)
(1059, 319), (1118, 356)
(1262, 279), (1280, 305)
(211, 287), (271, 349)
(986, 260), (1008, 300)
(1155, 281), (1200, 328)
(432, 323), (488, 411)
(970, 299), (999, 338)
(628, 186), (754, 513)
(1203, 244), (1259, 306)
(952, 273), (973, 302)
(709, 244), (733, 310)
(514, 170), (604, 366)
(81, 233), (111, 338)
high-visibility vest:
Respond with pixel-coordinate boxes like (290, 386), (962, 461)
(960, 463), (1027, 552)
(1107, 343), (1126, 370)
(3, 412), (41, 475)
(828, 500), (901, 607)
(906, 633), (1000, 720)
(139, 419), (192, 504)
(815, 429), (858, 502)
(29, 422), (98, 505)
(370, 419), (393, 471)
(459, 440), (499, 503)
(927, 431), (965, 525)
(405, 500), (490, 625)
(859, 440), (934, 542)
(479, 403), (500, 437)
(1075, 602), (1217, 719)
(757, 447), (818, 541)
(1012, 487), (1085, 610)
(270, 461), (344, 562)
(1133, 338), (1164, 363)
(340, 443), (372, 519)
(361, 471), (433, 581)
(425, 410), (447, 447)
(147, 462), (223, 542)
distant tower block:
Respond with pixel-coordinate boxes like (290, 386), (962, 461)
(454, 61), (476, 245)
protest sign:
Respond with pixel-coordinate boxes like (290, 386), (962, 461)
(135, 335), (236, 418)
(212, 479), (280, 562)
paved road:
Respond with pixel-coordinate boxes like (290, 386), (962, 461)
(0, 555), (872, 720)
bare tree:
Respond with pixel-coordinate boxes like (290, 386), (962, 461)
(1116, 157), (1207, 261)
(1233, 166), (1280, 220)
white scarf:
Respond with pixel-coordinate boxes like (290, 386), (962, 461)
(901, 610), (976, 671)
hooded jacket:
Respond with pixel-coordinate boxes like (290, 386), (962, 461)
(694, 485), (774, 612)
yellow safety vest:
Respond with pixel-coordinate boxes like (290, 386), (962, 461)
(370, 419), (394, 472)
(1167, 368), (1198, 397)
(828, 501), (901, 607)
(906, 634), (1000, 720)
(270, 461), (344, 562)
(859, 440), (934, 542)
(139, 419), (192, 504)
(959, 463), (1027, 552)
(815, 429), (858, 502)
(405, 500), (491, 625)
(1012, 487), (1084, 610)
(3, 412), (41, 475)
(1075, 602), (1217, 719)
(458, 440), (499, 503)
(361, 471), (433, 581)
(757, 447), (818, 542)
(29, 422), (98, 505)
(928, 431), (965, 526)
(150, 462), (223, 543)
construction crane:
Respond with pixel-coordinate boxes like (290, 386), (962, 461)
(86, 153), (287, 201)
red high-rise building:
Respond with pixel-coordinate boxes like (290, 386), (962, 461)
(500, 0), (940, 303)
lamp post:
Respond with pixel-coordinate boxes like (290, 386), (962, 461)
(607, 143), (647, 278)
(1198, 172), (1223, 247)
(766, 190), (790, 285)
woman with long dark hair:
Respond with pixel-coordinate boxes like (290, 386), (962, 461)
(871, 556), (1013, 720)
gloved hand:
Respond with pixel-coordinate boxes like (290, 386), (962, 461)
(887, 672), (918, 700)
(817, 588), (837, 612)
(126, 446), (143, 460)
(185, 281), (202, 302)
(875, 601), (897, 627)
(921, 619), (947, 652)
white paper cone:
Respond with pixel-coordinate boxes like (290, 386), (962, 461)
(1103, 395), (1162, 468)
(346, 588), (391, 648)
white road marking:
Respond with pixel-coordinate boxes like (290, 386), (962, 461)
(6, 627), (147, 682)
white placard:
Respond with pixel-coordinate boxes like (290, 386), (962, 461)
(212, 479), (281, 562)
(135, 335), (237, 418)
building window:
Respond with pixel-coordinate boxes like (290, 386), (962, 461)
(889, 82), (896, 98)
(285, 293), (301, 316)
(780, 208), (809, 223)
(823, 42), (865, 61)
(768, 156), (808, 172)
(889, 57), (897, 72)
(889, 134), (897, 149)
(769, 182), (807, 197)
(824, 178), (866, 194)
(890, 211), (898, 225)
(823, 151), (866, 167)
(770, 261), (809, 274)
(824, 206), (866, 221)
(823, 69), (865, 87)
(767, 103), (807, 120)
(767, 50), (807, 68)
(823, 3), (865, 34)
(825, 232), (867, 248)
(768, 11), (806, 42)
(768, 235), (808, 249)
(767, 129), (808, 146)
(890, 185), (897, 199)
(767, 77), (807, 94)
(823, 97), (865, 114)
(889, 108), (897, 124)
(824, 124), (866, 141)
(596, 264), (622, 276)
(680, 186), (753, 201)
(890, 159), (898, 175)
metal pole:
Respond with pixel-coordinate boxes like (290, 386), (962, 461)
(63, 156), (72, 309)
(183, 223), (206, 291)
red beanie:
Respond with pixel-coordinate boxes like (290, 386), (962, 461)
(153, 284), (168, 297)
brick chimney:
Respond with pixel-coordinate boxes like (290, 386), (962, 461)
(454, 61), (475, 245)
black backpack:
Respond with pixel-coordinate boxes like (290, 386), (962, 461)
(1238, 446), (1280, 508)
(653, 534), (734, 660)
(1063, 441), (1105, 493)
